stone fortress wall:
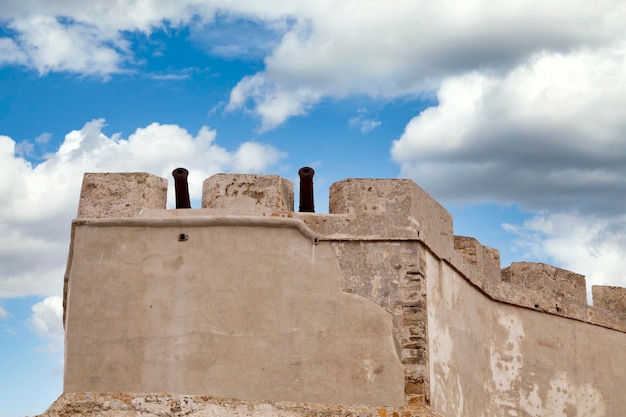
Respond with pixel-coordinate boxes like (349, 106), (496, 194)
(54, 170), (626, 417)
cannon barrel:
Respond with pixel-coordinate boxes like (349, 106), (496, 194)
(172, 167), (191, 209)
(298, 167), (315, 213)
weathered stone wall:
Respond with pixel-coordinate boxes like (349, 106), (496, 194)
(426, 251), (626, 416)
(61, 171), (626, 417)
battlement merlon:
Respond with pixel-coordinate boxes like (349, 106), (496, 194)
(77, 172), (168, 218)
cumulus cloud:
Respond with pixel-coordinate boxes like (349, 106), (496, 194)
(9, 15), (128, 76)
(29, 296), (63, 338)
(391, 42), (626, 215)
(0, 1), (204, 76)
(0, 37), (27, 65)
(3, 1), (622, 121)
(227, 73), (321, 131)
(29, 296), (64, 355)
(0, 119), (285, 298)
(226, 1), (626, 128)
(232, 142), (286, 172)
(504, 213), (626, 293)
(0, 1), (292, 77)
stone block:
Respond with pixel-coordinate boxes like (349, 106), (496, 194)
(202, 174), (294, 214)
(593, 286), (626, 314)
(502, 262), (587, 303)
(77, 172), (168, 218)
(329, 179), (454, 258)
(454, 236), (501, 285)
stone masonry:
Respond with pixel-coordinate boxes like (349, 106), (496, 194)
(55, 171), (626, 417)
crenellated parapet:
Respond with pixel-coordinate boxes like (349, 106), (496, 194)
(62, 170), (626, 417)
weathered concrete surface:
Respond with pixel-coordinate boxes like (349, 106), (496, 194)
(427, 249), (626, 417)
(38, 393), (443, 417)
(502, 262), (587, 303)
(593, 285), (626, 314)
(77, 173), (167, 218)
(202, 174), (294, 214)
(64, 217), (404, 406)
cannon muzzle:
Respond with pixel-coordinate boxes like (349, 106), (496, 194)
(298, 167), (315, 213)
(172, 167), (191, 209)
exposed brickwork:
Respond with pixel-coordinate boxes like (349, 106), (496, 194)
(330, 241), (429, 405)
(401, 247), (428, 405)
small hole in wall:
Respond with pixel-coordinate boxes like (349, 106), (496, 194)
(179, 233), (189, 241)
(534, 304), (539, 309)
(555, 305), (561, 312)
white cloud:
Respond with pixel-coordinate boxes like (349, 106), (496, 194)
(29, 296), (64, 356)
(504, 213), (626, 293)
(29, 296), (63, 338)
(2, 1), (622, 121)
(0, 1), (207, 34)
(226, 1), (626, 128)
(191, 15), (288, 60)
(391, 41), (626, 215)
(0, 119), (286, 298)
(0, 37), (27, 65)
(35, 132), (52, 144)
(0, 305), (8, 319)
(232, 142), (287, 172)
(9, 15), (128, 76)
(14, 140), (34, 158)
(0, 1), (206, 76)
(227, 73), (321, 131)
(349, 113), (381, 134)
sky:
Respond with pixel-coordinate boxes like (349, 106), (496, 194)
(0, 1), (625, 416)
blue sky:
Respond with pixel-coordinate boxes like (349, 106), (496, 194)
(1, 2), (626, 416)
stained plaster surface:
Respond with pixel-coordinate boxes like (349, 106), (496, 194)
(64, 217), (404, 406)
(426, 249), (626, 417)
